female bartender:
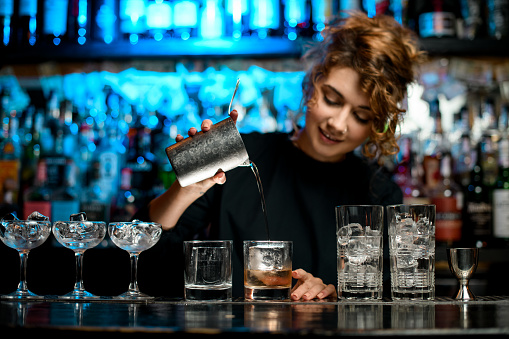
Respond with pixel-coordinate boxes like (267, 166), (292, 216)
(137, 11), (425, 300)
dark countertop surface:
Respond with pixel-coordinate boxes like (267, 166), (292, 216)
(2, 296), (509, 337)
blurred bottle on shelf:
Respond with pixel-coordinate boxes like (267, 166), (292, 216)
(394, 136), (430, 205)
(453, 133), (475, 188)
(0, 0), (13, 46)
(93, 125), (121, 204)
(430, 153), (463, 246)
(172, 0), (199, 40)
(487, 0), (509, 40)
(462, 140), (493, 248)
(199, 0), (225, 39)
(42, 0), (69, 45)
(482, 134), (499, 187)
(458, 0), (485, 39)
(0, 98), (21, 217)
(283, 0), (309, 40)
(146, 0), (172, 41)
(110, 167), (140, 222)
(80, 160), (111, 222)
(127, 126), (157, 197)
(311, 0), (336, 41)
(408, 0), (461, 38)
(363, 0), (399, 19)
(422, 99), (444, 195)
(225, 0), (249, 40)
(22, 159), (52, 219)
(119, 0), (147, 44)
(15, 0), (38, 46)
(249, 0), (280, 39)
(92, 87), (124, 203)
(493, 137), (509, 242)
(67, 0), (90, 45)
(19, 106), (40, 196)
(405, 152), (430, 205)
(338, 0), (363, 16)
(50, 158), (80, 222)
(47, 151), (80, 223)
(393, 136), (413, 192)
(92, 0), (117, 44)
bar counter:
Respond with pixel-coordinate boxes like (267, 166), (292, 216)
(2, 296), (508, 337)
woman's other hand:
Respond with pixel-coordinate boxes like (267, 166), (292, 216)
(290, 269), (337, 301)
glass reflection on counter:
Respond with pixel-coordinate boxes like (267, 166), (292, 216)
(0, 301), (45, 327)
(391, 303), (435, 329)
(183, 303), (233, 330)
(496, 304), (509, 328)
(337, 304), (383, 330)
(292, 302), (337, 331)
(244, 303), (292, 332)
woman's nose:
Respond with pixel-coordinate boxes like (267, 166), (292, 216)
(327, 108), (350, 134)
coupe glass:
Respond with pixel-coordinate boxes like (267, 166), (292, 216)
(52, 212), (106, 299)
(0, 212), (51, 299)
(108, 220), (162, 300)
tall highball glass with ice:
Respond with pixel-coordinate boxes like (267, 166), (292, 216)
(387, 204), (436, 301)
(244, 240), (292, 300)
(336, 205), (384, 300)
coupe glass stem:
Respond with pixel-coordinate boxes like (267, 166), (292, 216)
(17, 250), (29, 294)
(128, 253), (140, 294)
(74, 251), (86, 293)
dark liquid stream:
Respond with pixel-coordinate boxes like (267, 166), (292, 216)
(249, 161), (270, 240)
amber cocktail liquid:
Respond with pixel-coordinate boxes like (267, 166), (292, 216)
(243, 241), (292, 300)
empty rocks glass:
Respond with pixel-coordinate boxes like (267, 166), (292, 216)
(184, 240), (233, 301)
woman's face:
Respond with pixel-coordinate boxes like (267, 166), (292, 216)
(296, 67), (374, 163)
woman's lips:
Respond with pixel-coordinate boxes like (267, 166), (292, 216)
(319, 128), (342, 144)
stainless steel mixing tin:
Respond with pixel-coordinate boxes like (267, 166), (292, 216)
(165, 117), (250, 187)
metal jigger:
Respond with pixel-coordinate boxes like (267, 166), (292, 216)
(447, 248), (479, 301)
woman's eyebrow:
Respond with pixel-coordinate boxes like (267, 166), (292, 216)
(323, 84), (371, 111)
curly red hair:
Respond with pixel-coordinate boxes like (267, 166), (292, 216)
(301, 11), (426, 159)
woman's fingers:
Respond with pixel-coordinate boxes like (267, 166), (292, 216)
(201, 119), (213, 132)
(187, 127), (197, 137)
(290, 269), (337, 301)
(179, 113), (236, 144)
(213, 171), (226, 185)
(230, 109), (239, 123)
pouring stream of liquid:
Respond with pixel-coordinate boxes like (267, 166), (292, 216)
(228, 79), (269, 240)
(249, 161), (270, 241)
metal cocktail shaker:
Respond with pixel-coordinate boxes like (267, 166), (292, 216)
(165, 117), (250, 187)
